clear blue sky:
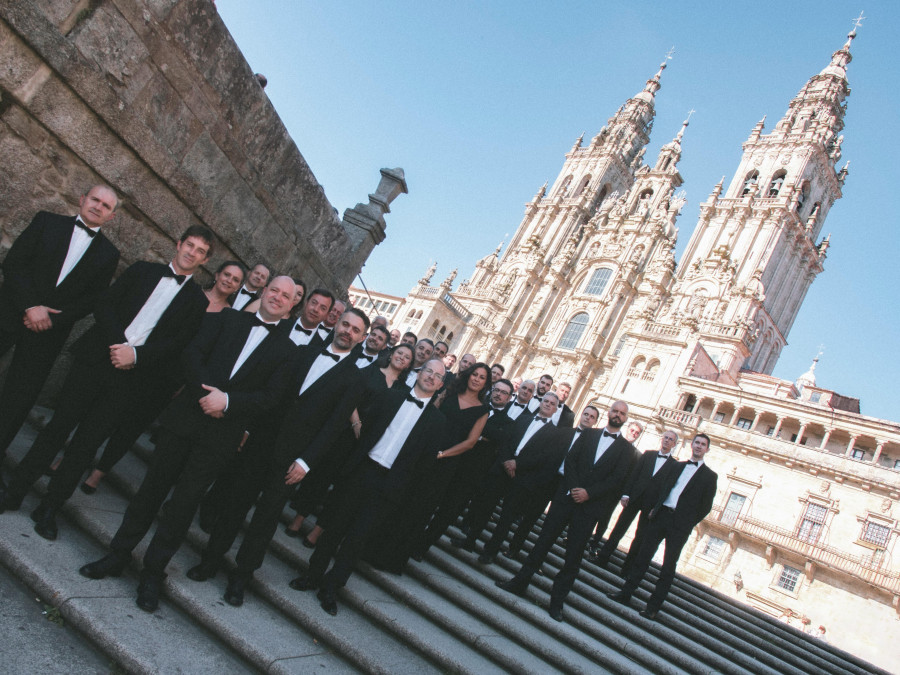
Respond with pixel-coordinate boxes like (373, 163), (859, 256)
(216, 1), (899, 421)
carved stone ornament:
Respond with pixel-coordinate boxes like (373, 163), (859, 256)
(881, 498), (892, 514)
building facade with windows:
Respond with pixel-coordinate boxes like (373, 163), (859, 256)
(362, 31), (898, 669)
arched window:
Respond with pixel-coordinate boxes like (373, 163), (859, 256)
(797, 182), (809, 212)
(596, 184), (610, 208)
(741, 171), (759, 196)
(767, 171), (786, 198)
(630, 356), (646, 370)
(573, 175), (592, 198)
(583, 268), (613, 296)
(407, 308), (416, 319)
(558, 313), (589, 350)
(430, 319), (439, 330)
(446, 331), (454, 343)
(557, 175), (573, 199)
(438, 326), (446, 337)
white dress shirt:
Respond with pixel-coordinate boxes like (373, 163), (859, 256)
(558, 427), (584, 473)
(231, 285), (257, 311)
(506, 401), (529, 421)
(293, 346), (353, 469)
(56, 217), (98, 286)
(592, 429), (619, 464)
(355, 351), (378, 368)
(514, 417), (550, 456)
(124, 265), (191, 358)
(662, 460), (703, 509)
(550, 404), (567, 426)
(527, 396), (543, 413)
(288, 318), (320, 346)
(229, 314), (277, 378)
(405, 366), (423, 388)
(368, 395), (428, 468)
(623, 452), (670, 501)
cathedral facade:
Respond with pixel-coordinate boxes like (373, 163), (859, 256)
(365, 30), (899, 669)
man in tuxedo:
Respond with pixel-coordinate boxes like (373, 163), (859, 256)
(195, 308), (369, 606)
(230, 263), (271, 310)
(404, 338), (435, 387)
(399, 331), (417, 346)
(322, 299), (346, 331)
(417, 378), (514, 552)
(432, 340), (449, 360)
(490, 363), (505, 384)
(479, 406), (600, 563)
(588, 430), (678, 568)
(504, 379), (536, 422)
(497, 401), (635, 622)
(281, 288), (334, 347)
(288, 360), (448, 616)
(355, 324), (389, 368)
(388, 329), (400, 347)
(624, 421), (644, 444)
(550, 382), (576, 428)
(0, 227), (214, 532)
(526, 374), (554, 413)
(453, 393), (557, 552)
(77, 277), (299, 612)
(608, 433), (717, 620)
(0, 186), (120, 485)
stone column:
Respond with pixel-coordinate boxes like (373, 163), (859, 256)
(750, 412), (762, 433)
(845, 435), (858, 457)
(772, 417), (784, 438)
(819, 429), (832, 450)
(796, 423), (808, 445)
(729, 408), (742, 426)
(709, 401), (721, 421)
(872, 441), (885, 465)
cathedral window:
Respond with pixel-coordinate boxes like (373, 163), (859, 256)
(612, 336), (627, 357)
(859, 521), (890, 549)
(796, 503), (827, 543)
(573, 175), (592, 198)
(557, 175), (573, 199)
(741, 171), (759, 196)
(775, 565), (801, 593)
(682, 394), (697, 412)
(595, 185), (610, 209)
(796, 181), (810, 212)
(558, 312), (589, 350)
(583, 268), (613, 296)
(720, 493), (747, 526)
(767, 171), (786, 197)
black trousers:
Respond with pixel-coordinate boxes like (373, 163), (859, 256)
(461, 468), (512, 543)
(308, 459), (395, 589)
(620, 507), (692, 611)
(593, 499), (642, 562)
(511, 494), (599, 607)
(483, 480), (553, 557)
(108, 428), (236, 577)
(0, 323), (71, 458)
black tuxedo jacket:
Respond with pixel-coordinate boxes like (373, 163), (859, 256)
(346, 388), (447, 502)
(503, 400), (537, 426)
(270, 342), (365, 470)
(513, 425), (576, 492)
(497, 409), (544, 463)
(563, 430), (636, 520)
(158, 309), (297, 448)
(648, 461), (718, 532)
(555, 403), (575, 429)
(277, 316), (326, 350)
(622, 450), (677, 505)
(71, 260), (208, 368)
(0, 212), (119, 332)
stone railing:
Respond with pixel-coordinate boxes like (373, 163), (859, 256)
(417, 286), (441, 297)
(642, 321), (685, 340)
(698, 321), (752, 347)
(627, 368), (656, 382)
(657, 406), (702, 428)
(442, 293), (472, 321)
(708, 505), (900, 594)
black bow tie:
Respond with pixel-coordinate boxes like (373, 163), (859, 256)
(360, 354), (374, 362)
(602, 430), (618, 438)
(686, 460), (698, 466)
(74, 219), (98, 238)
(239, 288), (256, 296)
(513, 402), (526, 408)
(534, 417), (548, 424)
(294, 325), (313, 335)
(534, 395), (543, 402)
(320, 350), (340, 362)
(162, 268), (186, 285)
(252, 317), (275, 331)
(405, 394), (425, 409)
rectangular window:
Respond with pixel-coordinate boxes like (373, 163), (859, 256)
(721, 493), (746, 526)
(776, 565), (801, 593)
(713, 412), (726, 423)
(701, 536), (727, 561)
(894, 459), (900, 470)
(796, 503), (827, 544)
(851, 448), (865, 460)
(612, 336), (627, 357)
(790, 433), (798, 442)
(810, 392), (822, 403)
(736, 417), (753, 430)
(860, 521), (890, 548)
(583, 268), (613, 296)
(766, 426), (775, 437)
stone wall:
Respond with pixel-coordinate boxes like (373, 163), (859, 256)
(0, 0), (400, 292)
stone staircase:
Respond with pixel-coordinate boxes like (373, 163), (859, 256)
(0, 415), (886, 674)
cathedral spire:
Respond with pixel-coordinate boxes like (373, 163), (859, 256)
(634, 48), (673, 104)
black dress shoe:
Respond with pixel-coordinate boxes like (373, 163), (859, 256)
(224, 574), (248, 607)
(317, 587), (338, 616)
(136, 577), (162, 612)
(186, 561), (219, 582)
(548, 605), (564, 622)
(301, 536), (316, 549)
(288, 574), (318, 591)
(477, 552), (495, 565)
(33, 509), (59, 541)
(495, 578), (527, 597)
(607, 590), (633, 607)
(79, 482), (97, 495)
(80, 553), (128, 579)
(450, 536), (475, 552)
(284, 527), (301, 538)
(0, 489), (21, 514)
(640, 607), (659, 621)
(30, 501), (50, 523)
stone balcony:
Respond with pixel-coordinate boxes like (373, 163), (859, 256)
(706, 505), (900, 597)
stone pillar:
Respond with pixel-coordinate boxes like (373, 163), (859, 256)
(750, 412), (762, 433)
(729, 408), (742, 426)
(819, 429), (832, 450)
(772, 417), (784, 438)
(796, 423), (808, 445)
(709, 401), (721, 421)
(872, 441), (885, 465)
(845, 435), (858, 457)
